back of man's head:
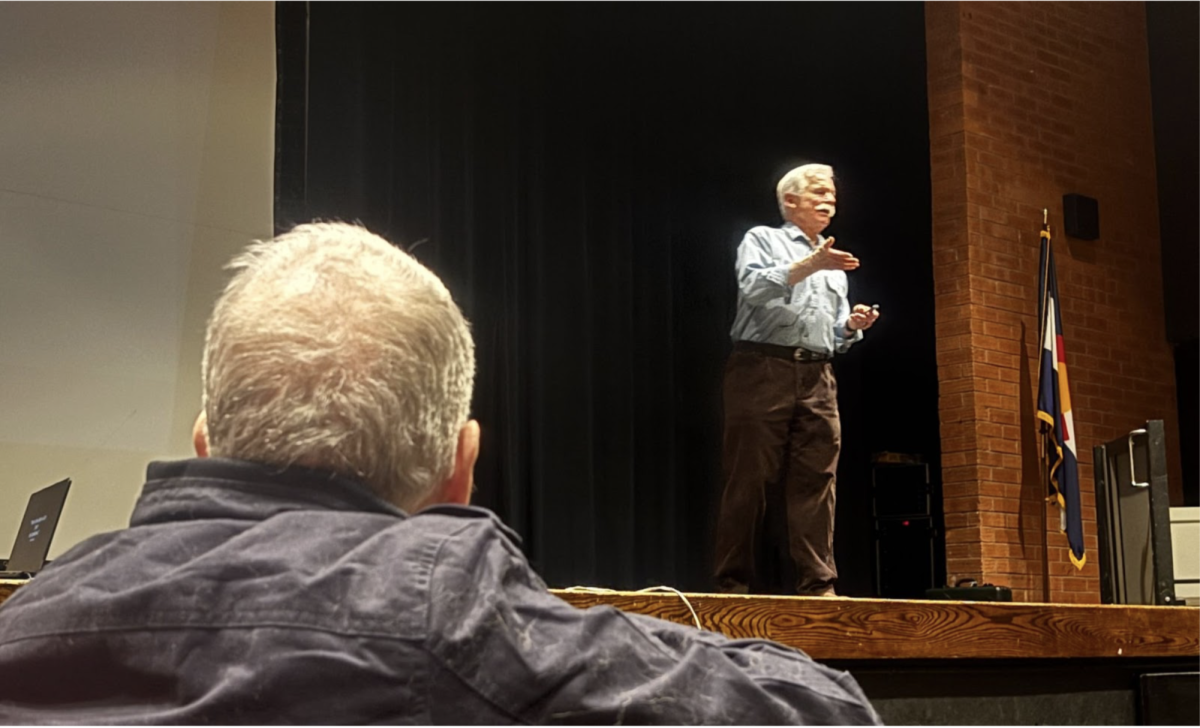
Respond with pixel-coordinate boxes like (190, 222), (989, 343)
(200, 222), (475, 511)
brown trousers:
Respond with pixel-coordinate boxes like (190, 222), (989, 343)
(714, 346), (841, 595)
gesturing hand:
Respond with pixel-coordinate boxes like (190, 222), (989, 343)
(847, 304), (880, 332)
(788, 236), (861, 285)
(809, 237), (860, 272)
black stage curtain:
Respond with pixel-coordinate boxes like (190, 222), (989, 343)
(274, 3), (937, 593)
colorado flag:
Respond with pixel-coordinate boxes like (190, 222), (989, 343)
(1036, 221), (1085, 569)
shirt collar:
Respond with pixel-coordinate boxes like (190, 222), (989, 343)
(782, 221), (821, 249)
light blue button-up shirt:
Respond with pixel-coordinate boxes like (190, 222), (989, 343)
(729, 222), (862, 355)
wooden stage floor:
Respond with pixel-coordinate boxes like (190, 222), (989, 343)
(552, 589), (1198, 661)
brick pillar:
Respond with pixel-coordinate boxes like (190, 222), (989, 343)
(925, 1), (1181, 603)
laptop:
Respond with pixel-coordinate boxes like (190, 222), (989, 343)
(0, 478), (71, 579)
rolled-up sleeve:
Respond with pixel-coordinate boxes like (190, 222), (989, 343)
(736, 228), (794, 306)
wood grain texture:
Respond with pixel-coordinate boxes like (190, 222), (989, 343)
(553, 590), (1200, 660)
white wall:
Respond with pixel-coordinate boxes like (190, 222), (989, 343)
(0, 2), (275, 558)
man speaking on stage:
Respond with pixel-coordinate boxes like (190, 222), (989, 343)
(715, 163), (880, 597)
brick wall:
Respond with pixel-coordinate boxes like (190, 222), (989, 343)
(926, 1), (1182, 603)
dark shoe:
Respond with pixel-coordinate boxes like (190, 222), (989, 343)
(716, 579), (750, 595)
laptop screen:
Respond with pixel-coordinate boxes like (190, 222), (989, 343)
(6, 478), (71, 574)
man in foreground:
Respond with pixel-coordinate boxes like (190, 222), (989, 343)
(0, 222), (880, 724)
(715, 164), (880, 597)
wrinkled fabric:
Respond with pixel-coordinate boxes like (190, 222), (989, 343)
(730, 222), (863, 354)
(0, 458), (881, 725)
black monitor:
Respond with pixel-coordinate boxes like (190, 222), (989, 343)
(5, 478), (71, 575)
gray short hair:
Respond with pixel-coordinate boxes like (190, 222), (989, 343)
(201, 222), (475, 511)
(775, 163), (835, 219)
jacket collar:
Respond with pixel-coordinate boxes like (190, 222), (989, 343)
(134, 458), (409, 526)
(133, 458), (522, 544)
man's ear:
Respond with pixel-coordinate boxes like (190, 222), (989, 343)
(440, 419), (480, 507)
(192, 411), (209, 457)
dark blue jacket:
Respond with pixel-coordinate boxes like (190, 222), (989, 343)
(0, 458), (880, 724)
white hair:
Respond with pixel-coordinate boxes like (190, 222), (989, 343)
(201, 222), (475, 511)
(775, 163), (835, 219)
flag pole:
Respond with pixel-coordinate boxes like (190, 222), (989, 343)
(1038, 209), (1052, 602)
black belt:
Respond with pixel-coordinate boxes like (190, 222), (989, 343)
(734, 340), (832, 362)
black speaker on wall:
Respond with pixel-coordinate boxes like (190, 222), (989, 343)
(1063, 193), (1100, 240)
